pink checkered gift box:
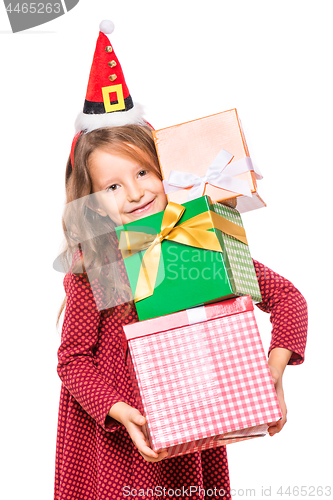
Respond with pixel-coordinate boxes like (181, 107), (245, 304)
(123, 296), (282, 459)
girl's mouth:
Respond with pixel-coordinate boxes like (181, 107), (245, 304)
(128, 198), (155, 215)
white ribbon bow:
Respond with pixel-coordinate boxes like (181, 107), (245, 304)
(163, 148), (263, 201)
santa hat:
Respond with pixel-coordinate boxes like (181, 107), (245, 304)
(74, 20), (146, 134)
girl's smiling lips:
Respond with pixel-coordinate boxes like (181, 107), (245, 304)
(127, 198), (156, 215)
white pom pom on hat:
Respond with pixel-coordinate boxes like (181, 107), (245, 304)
(99, 20), (115, 35)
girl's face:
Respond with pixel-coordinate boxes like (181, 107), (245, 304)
(88, 148), (168, 226)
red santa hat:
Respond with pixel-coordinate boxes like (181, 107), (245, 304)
(74, 20), (146, 134)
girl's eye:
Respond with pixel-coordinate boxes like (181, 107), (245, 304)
(138, 170), (148, 178)
(106, 184), (120, 192)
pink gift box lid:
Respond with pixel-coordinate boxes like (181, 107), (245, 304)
(123, 295), (253, 341)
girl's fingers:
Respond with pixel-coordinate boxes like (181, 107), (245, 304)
(135, 435), (166, 460)
(127, 421), (158, 458)
(138, 442), (159, 458)
(268, 366), (279, 385)
(141, 422), (149, 441)
(139, 449), (169, 462)
(127, 409), (169, 461)
(268, 417), (286, 435)
(136, 415), (146, 425)
(129, 409), (146, 426)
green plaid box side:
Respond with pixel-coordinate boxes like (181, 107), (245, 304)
(212, 203), (262, 303)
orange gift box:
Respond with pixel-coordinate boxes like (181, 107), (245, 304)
(153, 109), (266, 213)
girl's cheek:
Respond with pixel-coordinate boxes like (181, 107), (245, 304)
(160, 189), (168, 208)
(104, 197), (118, 214)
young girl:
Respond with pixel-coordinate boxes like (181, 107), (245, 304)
(55, 124), (307, 500)
(54, 22), (307, 500)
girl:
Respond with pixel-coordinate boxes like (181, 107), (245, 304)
(54, 21), (307, 500)
(54, 124), (307, 500)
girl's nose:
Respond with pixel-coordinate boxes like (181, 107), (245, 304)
(126, 180), (144, 202)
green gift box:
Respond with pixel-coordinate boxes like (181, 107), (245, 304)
(115, 196), (261, 321)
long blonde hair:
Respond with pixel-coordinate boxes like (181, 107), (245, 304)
(56, 125), (162, 325)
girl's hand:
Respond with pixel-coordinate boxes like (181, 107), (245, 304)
(109, 402), (168, 462)
(267, 365), (287, 436)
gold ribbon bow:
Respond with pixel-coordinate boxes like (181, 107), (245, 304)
(118, 202), (248, 302)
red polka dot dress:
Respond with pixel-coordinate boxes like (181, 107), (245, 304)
(54, 258), (307, 499)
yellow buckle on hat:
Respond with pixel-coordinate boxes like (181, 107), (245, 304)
(102, 84), (125, 113)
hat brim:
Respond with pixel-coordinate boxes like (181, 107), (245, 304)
(74, 102), (146, 133)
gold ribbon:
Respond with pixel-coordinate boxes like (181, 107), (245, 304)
(118, 202), (248, 302)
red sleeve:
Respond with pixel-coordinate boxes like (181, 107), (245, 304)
(253, 259), (308, 365)
(57, 272), (125, 432)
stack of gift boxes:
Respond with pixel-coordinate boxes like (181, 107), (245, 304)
(115, 108), (282, 459)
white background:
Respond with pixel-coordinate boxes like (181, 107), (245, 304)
(1, 1), (332, 498)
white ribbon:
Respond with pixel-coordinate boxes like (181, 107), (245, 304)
(186, 306), (207, 325)
(163, 148), (263, 201)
